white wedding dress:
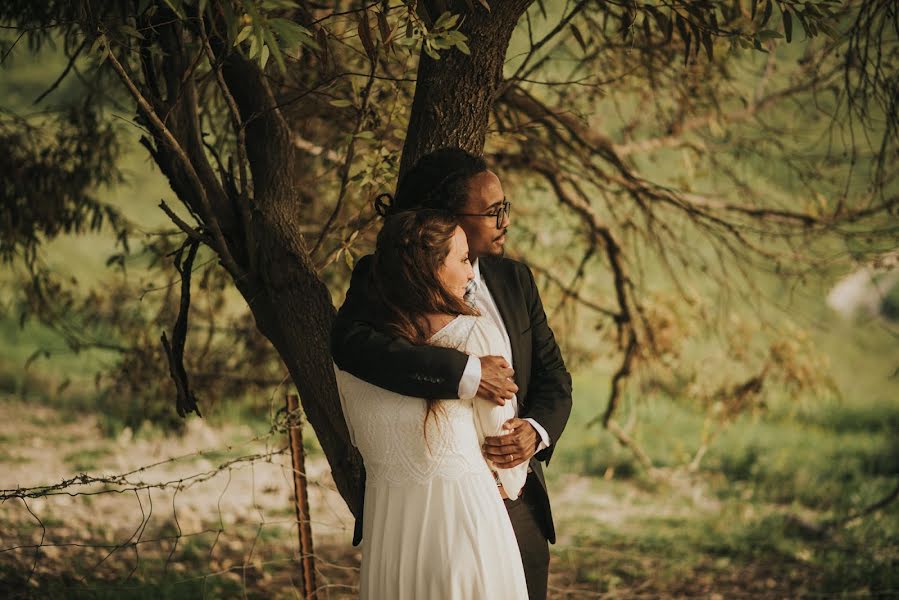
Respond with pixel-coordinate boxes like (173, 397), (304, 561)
(335, 315), (529, 600)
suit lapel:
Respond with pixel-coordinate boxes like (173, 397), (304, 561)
(479, 258), (524, 389)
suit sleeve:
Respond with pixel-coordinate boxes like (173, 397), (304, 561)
(518, 263), (573, 465)
(331, 254), (469, 399)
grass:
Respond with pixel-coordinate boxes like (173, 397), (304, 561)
(534, 309), (899, 596)
(549, 473), (898, 597)
(63, 447), (114, 473)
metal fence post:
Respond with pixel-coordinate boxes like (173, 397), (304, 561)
(286, 393), (317, 599)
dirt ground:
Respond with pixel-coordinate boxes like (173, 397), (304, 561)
(0, 398), (832, 598)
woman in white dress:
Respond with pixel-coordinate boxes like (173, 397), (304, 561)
(334, 209), (530, 599)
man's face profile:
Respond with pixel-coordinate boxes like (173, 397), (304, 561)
(458, 170), (510, 259)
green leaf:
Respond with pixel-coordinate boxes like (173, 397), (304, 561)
(683, 30), (691, 65)
(434, 12), (460, 31)
(757, 29), (783, 40)
(647, 7), (669, 41)
(817, 20), (840, 40)
(259, 43), (270, 69)
(270, 18), (314, 43)
(793, 10), (810, 39)
(456, 39), (470, 55)
(761, 0), (773, 26)
(235, 25), (252, 46)
(674, 15), (691, 65)
(688, 18), (701, 58)
(329, 99), (353, 108)
(262, 28), (285, 73)
(377, 10), (391, 44)
(701, 30), (713, 61)
(424, 43), (440, 60)
(355, 131), (375, 140)
(344, 248), (354, 270)
(782, 8), (793, 43)
(570, 24), (587, 52)
(358, 12), (377, 62)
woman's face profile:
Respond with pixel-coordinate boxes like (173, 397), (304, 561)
(438, 226), (474, 300)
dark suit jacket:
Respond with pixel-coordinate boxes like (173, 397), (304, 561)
(331, 254), (573, 545)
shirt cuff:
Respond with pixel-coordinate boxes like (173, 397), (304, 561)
(458, 354), (481, 400)
(523, 418), (551, 453)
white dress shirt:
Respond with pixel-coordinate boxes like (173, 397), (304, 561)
(457, 260), (551, 452)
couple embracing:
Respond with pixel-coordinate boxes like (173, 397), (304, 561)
(331, 148), (573, 600)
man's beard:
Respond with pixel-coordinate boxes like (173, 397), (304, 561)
(488, 229), (507, 257)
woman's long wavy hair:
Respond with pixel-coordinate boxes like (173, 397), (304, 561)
(371, 209), (479, 432)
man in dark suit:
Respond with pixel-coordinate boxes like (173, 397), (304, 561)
(331, 148), (572, 600)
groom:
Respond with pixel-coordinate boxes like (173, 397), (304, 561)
(331, 147), (572, 600)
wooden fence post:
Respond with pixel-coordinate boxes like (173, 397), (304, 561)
(286, 393), (317, 599)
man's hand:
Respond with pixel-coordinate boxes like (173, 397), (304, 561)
(477, 355), (518, 406)
(483, 418), (538, 469)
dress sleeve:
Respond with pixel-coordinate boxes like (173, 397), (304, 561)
(332, 364), (356, 446)
(464, 319), (527, 498)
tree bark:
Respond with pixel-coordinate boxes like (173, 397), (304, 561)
(399, 0), (534, 177)
(220, 55), (366, 518)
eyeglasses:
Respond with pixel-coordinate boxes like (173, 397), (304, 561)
(456, 200), (511, 229)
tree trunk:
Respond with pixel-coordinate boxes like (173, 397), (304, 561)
(399, 0), (534, 176)
(246, 225), (365, 519)
(219, 56), (366, 518)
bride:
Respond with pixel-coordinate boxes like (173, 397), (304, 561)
(334, 209), (529, 599)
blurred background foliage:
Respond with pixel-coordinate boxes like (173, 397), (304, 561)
(0, 0), (897, 594)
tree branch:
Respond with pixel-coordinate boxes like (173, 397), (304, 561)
(105, 49), (243, 281)
(198, 16), (254, 272)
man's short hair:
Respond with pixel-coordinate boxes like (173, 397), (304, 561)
(390, 147), (488, 215)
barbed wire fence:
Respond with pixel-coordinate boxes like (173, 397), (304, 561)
(0, 393), (359, 599)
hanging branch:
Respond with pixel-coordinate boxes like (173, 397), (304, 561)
(161, 238), (201, 418)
